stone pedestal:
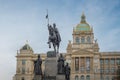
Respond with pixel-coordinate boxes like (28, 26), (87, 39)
(44, 51), (65, 80)
(56, 75), (65, 80)
(45, 57), (57, 76)
(33, 75), (42, 80)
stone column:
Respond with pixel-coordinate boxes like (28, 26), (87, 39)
(90, 57), (93, 73)
(85, 57), (86, 74)
(79, 57), (81, 73)
(72, 57), (75, 73)
(71, 57), (74, 72)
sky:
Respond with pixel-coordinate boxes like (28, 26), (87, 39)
(0, 0), (120, 80)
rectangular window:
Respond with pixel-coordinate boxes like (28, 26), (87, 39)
(80, 66), (84, 73)
(100, 59), (104, 64)
(110, 59), (115, 64)
(86, 57), (90, 72)
(111, 67), (115, 73)
(22, 67), (25, 74)
(22, 77), (25, 80)
(105, 59), (109, 64)
(80, 57), (85, 73)
(100, 77), (104, 80)
(22, 60), (26, 65)
(100, 69), (104, 73)
(116, 58), (120, 65)
(105, 69), (109, 73)
(75, 57), (79, 71)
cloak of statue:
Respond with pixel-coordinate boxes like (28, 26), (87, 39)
(57, 54), (65, 74)
(64, 63), (71, 80)
(34, 55), (42, 75)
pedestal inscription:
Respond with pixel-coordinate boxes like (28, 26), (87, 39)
(45, 57), (57, 76)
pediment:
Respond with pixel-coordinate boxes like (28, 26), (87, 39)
(72, 49), (94, 55)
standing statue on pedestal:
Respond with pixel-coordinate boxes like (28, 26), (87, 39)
(57, 54), (65, 74)
(64, 63), (71, 80)
(46, 11), (61, 54)
(33, 54), (42, 80)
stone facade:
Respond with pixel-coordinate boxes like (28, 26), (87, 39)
(13, 13), (120, 80)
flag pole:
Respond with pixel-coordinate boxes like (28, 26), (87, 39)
(46, 9), (49, 25)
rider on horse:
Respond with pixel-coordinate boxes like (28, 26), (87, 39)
(47, 23), (61, 53)
(53, 23), (61, 44)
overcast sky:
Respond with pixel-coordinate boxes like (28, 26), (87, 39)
(0, 0), (120, 80)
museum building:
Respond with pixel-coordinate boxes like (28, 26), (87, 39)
(13, 13), (120, 80)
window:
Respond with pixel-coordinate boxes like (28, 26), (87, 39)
(22, 67), (25, 74)
(105, 76), (109, 80)
(80, 67), (84, 73)
(101, 77), (104, 80)
(111, 67), (115, 73)
(116, 58), (120, 65)
(81, 37), (85, 43)
(86, 57), (90, 72)
(21, 77), (24, 80)
(100, 69), (104, 73)
(76, 37), (80, 44)
(80, 75), (84, 80)
(87, 36), (91, 43)
(22, 60), (26, 65)
(80, 57), (85, 73)
(75, 75), (79, 80)
(100, 59), (104, 64)
(86, 75), (90, 80)
(75, 57), (79, 71)
(105, 69), (109, 74)
(105, 59), (109, 64)
(110, 59), (115, 64)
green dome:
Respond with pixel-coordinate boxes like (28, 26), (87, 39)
(21, 44), (33, 51)
(75, 13), (91, 32)
(75, 23), (91, 31)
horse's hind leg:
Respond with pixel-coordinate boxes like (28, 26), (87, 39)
(53, 43), (56, 54)
(49, 42), (51, 48)
(57, 43), (59, 53)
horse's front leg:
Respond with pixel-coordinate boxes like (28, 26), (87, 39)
(49, 42), (51, 48)
(53, 43), (56, 54)
(57, 43), (59, 53)
(47, 37), (51, 48)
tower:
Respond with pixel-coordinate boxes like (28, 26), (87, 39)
(68, 13), (99, 53)
(66, 13), (100, 80)
(13, 42), (34, 80)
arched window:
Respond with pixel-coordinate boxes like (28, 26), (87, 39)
(21, 77), (24, 80)
(76, 37), (80, 44)
(86, 75), (90, 80)
(87, 36), (91, 43)
(80, 75), (84, 80)
(81, 37), (85, 43)
(75, 75), (79, 80)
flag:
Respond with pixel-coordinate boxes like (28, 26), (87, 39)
(46, 14), (48, 19)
